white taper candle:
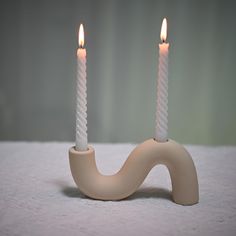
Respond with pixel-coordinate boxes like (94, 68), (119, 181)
(156, 18), (169, 142)
(76, 24), (88, 151)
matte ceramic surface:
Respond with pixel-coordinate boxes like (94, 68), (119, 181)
(69, 139), (199, 205)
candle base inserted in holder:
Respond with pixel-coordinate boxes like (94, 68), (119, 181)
(69, 139), (199, 205)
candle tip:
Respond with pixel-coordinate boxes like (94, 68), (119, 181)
(160, 18), (167, 42)
(78, 24), (85, 48)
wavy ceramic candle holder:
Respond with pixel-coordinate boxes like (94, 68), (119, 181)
(69, 139), (199, 205)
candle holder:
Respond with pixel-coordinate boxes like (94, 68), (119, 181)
(69, 139), (199, 205)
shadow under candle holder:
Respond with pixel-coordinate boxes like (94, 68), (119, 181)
(68, 139), (199, 205)
(61, 186), (172, 201)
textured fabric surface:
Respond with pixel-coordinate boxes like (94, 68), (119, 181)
(0, 142), (236, 236)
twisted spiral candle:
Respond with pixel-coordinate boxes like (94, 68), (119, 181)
(156, 43), (169, 142)
(76, 24), (88, 151)
(156, 18), (169, 142)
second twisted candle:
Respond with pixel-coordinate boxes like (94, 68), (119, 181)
(76, 24), (88, 151)
(156, 18), (169, 142)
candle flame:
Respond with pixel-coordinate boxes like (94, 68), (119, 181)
(78, 24), (84, 48)
(160, 18), (167, 42)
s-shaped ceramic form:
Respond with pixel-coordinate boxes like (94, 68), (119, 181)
(69, 139), (199, 205)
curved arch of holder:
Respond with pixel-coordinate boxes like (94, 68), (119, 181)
(69, 139), (199, 205)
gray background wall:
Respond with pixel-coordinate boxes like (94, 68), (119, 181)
(0, 0), (236, 145)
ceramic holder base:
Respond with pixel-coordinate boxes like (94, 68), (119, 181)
(69, 139), (199, 205)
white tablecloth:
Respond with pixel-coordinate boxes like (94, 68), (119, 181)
(0, 142), (236, 236)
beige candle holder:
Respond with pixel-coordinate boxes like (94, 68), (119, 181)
(69, 139), (199, 205)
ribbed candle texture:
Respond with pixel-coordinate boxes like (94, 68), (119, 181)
(155, 18), (169, 142)
(156, 43), (169, 142)
(76, 48), (88, 151)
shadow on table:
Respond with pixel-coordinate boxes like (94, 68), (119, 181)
(62, 186), (86, 198)
(61, 185), (171, 201)
(52, 180), (86, 198)
(127, 187), (172, 200)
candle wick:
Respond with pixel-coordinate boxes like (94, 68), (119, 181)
(79, 45), (84, 49)
(162, 39), (165, 43)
